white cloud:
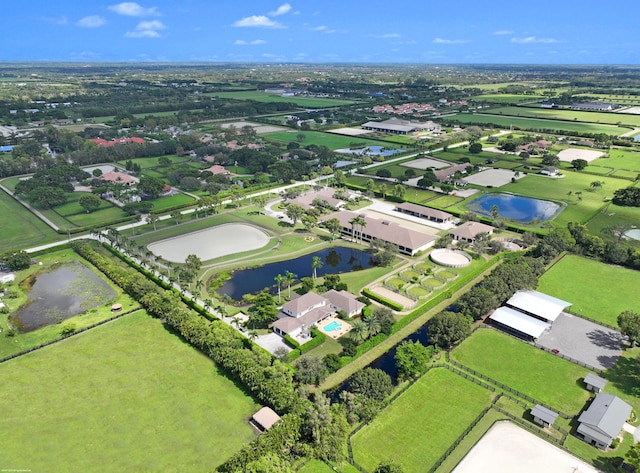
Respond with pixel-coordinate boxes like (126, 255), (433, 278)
(433, 37), (468, 44)
(234, 39), (267, 45)
(269, 3), (291, 16)
(125, 20), (166, 38)
(43, 15), (69, 25)
(109, 2), (158, 17)
(511, 36), (558, 44)
(312, 25), (336, 33)
(493, 30), (514, 35)
(77, 15), (106, 28)
(233, 15), (284, 28)
(372, 33), (402, 39)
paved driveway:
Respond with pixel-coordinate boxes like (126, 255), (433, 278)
(537, 313), (623, 370)
(255, 333), (292, 355)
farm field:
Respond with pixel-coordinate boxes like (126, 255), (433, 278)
(207, 90), (356, 107)
(0, 187), (60, 252)
(586, 203), (640, 246)
(473, 94), (545, 104)
(0, 311), (258, 472)
(592, 149), (640, 172)
(451, 329), (593, 414)
(264, 130), (393, 150)
(445, 112), (626, 135)
(538, 255), (640, 327)
(351, 368), (493, 472)
(487, 105), (640, 127)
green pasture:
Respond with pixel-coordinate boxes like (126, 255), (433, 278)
(583, 165), (613, 175)
(497, 171), (629, 226)
(65, 206), (128, 227)
(0, 188), (60, 252)
(298, 460), (338, 473)
(586, 203), (640, 244)
(207, 90), (356, 107)
(351, 368), (493, 472)
(451, 329), (593, 414)
(538, 254), (640, 327)
(147, 193), (196, 212)
(473, 94), (545, 104)
(593, 150), (640, 172)
(427, 194), (465, 208)
(487, 106), (640, 127)
(0, 247), (139, 359)
(445, 113), (626, 135)
(127, 154), (190, 170)
(264, 130), (392, 150)
(575, 93), (640, 105)
(0, 311), (258, 472)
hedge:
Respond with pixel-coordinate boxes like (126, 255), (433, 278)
(361, 288), (404, 311)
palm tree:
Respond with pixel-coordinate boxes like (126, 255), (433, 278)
(195, 278), (204, 293)
(248, 330), (259, 342)
(221, 294), (233, 312)
(357, 217), (367, 244)
(311, 256), (323, 281)
(284, 270), (297, 299)
(274, 273), (284, 301)
(350, 320), (368, 343)
(348, 217), (358, 242)
(363, 313), (381, 338)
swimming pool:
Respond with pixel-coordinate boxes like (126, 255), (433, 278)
(323, 320), (343, 333)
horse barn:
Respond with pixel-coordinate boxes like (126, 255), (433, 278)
(488, 290), (571, 341)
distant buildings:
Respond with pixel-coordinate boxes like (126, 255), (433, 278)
(395, 202), (453, 224)
(361, 118), (441, 135)
(91, 137), (145, 147)
(571, 102), (618, 111)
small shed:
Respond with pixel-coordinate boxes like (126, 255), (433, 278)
(585, 373), (608, 393)
(531, 404), (559, 428)
(251, 407), (281, 432)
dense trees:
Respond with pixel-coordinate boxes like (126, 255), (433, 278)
(427, 312), (472, 349)
(78, 193), (102, 212)
(0, 250), (31, 270)
(394, 340), (435, 381)
(613, 187), (640, 207)
(617, 311), (640, 346)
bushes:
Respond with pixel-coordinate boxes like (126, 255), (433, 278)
(361, 288), (403, 311)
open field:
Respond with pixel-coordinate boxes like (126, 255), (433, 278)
(538, 254), (640, 327)
(487, 105), (640, 127)
(0, 311), (258, 472)
(451, 329), (593, 413)
(592, 149), (640, 172)
(206, 90), (356, 107)
(586, 203), (640, 247)
(351, 368), (493, 472)
(264, 130), (393, 150)
(444, 112), (626, 135)
(0, 187), (60, 252)
(472, 94), (545, 104)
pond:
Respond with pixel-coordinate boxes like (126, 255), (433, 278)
(467, 193), (561, 223)
(9, 262), (117, 333)
(217, 246), (374, 300)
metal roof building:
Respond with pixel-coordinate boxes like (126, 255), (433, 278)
(488, 306), (551, 340)
(577, 393), (631, 449)
(506, 290), (571, 323)
(531, 404), (559, 427)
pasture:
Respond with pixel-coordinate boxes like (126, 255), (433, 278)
(487, 105), (640, 127)
(451, 329), (592, 414)
(206, 90), (355, 107)
(264, 130), (391, 150)
(592, 149), (640, 172)
(350, 368), (493, 472)
(0, 187), (60, 252)
(445, 112), (626, 135)
(0, 311), (258, 472)
(473, 94), (545, 104)
(538, 254), (640, 327)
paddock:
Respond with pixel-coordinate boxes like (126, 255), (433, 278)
(148, 223), (270, 263)
(557, 148), (606, 163)
(402, 157), (451, 170)
(452, 421), (598, 473)
(463, 168), (521, 187)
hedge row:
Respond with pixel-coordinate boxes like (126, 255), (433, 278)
(286, 328), (327, 361)
(361, 288), (404, 311)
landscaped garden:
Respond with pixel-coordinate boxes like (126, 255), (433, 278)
(538, 254), (640, 327)
(0, 311), (258, 472)
(350, 368), (493, 472)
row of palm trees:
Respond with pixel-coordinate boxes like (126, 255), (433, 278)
(348, 216), (367, 244)
(274, 270), (297, 301)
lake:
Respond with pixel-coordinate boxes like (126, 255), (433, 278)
(467, 193), (561, 223)
(10, 262), (116, 332)
(217, 246), (374, 300)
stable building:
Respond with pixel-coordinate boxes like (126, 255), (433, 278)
(360, 118), (436, 135)
(577, 393), (631, 449)
(584, 373), (608, 394)
(531, 405), (559, 428)
(506, 290), (571, 324)
(394, 202), (452, 224)
(488, 306), (551, 340)
(448, 221), (494, 244)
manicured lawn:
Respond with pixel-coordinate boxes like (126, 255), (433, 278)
(0, 187), (60, 252)
(264, 130), (391, 150)
(487, 106), (640, 127)
(146, 193), (196, 212)
(451, 328), (593, 414)
(0, 311), (258, 472)
(427, 194), (465, 208)
(207, 90), (356, 107)
(592, 150), (640, 172)
(446, 113), (626, 135)
(538, 254), (640, 327)
(298, 459), (338, 473)
(66, 206), (128, 227)
(351, 368), (493, 472)
(473, 94), (546, 104)
(586, 203), (640, 248)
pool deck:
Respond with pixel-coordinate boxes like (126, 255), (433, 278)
(317, 316), (352, 339)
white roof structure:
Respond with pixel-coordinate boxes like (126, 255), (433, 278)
(506, 290), (571, 323)
(489, 306), (551, 339)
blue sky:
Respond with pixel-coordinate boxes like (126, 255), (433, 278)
(4, 1), (640, 64)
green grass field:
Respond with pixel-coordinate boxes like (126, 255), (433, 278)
(451, 329), (592, 414)
(207, 90), (356, 107)
(473, 94), (546, 104)
(0, 311), (258, 472)
(264, 130), (393, 150)
(538, 254), (640, 326)
(446, 113), (626, 135)
(351, 368), (493, 472)
(586, 203), (640, 246)
(592, 150), (640, 172)
(0, 187), (60, 252)
(487, 105), (640, 127)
